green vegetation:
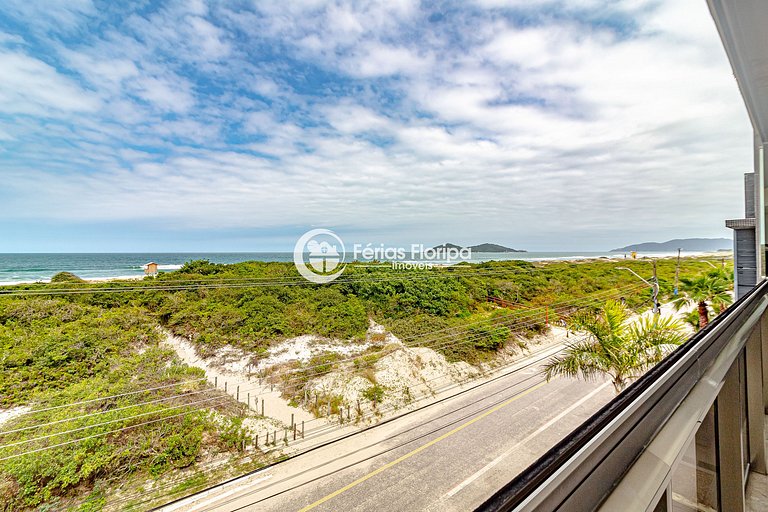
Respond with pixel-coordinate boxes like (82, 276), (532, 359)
(0, 298), (263, 511)
(543, 300), (688, 393)
(0, 255), (731, 510)
(49, 272), (86, 284)
(674, 269), (734, 329)
(154, 257), (725, 361)
(362, 384), (386, 405)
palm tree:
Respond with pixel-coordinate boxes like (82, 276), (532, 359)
(543, 300), (687, 394)
(675, 271), (733, 329)
(682, 310), (701, 332)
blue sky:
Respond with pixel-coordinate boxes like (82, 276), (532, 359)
(0, 0), (753, 252)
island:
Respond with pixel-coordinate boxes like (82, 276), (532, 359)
(432, 242), (527, 253)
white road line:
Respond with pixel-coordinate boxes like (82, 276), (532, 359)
(441, 381), (611, 500)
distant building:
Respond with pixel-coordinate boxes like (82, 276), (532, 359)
(144, 262), (158, 276)
(725, 173), (757, 298)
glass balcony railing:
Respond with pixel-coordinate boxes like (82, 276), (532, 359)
(477, 279), (768, 511)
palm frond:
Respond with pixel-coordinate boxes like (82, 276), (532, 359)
(543, 300), (690, 394)
(543, 339), (609, 383)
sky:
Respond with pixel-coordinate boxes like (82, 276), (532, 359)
(0, 0), (754, 252)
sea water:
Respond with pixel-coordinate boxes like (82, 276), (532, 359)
(0, 251), (720, 285)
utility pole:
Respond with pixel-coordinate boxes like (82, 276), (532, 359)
(616, 263), (660, 314)
(674, 248), (681, 296)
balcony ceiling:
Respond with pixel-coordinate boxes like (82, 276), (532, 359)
(709, 0), (768, 144)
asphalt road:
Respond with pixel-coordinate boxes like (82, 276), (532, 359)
(167, 358), (613, 512)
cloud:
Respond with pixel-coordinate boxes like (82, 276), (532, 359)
(130, 75), (195, 113)
(0, 0), (753, 251)
(1, 0), (95, 34)
(341, 42), (432, 77)
(0, 50), (100, 115)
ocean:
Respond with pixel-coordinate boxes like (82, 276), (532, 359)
(0, 251), (723, 285)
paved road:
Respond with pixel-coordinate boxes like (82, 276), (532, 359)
(167, 356), (613, 512)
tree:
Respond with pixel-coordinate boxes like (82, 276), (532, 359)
(682, 310), (701, 332)
(543, 300), (687, 394)
(675, 271), (733, 329)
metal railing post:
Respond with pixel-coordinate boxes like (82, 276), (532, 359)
(717, 362), (746, 511)
(761, 311), (768, 413)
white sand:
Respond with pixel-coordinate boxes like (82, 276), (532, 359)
(254, 335), (374, 371)
(160, 296), (708, 448)
(160, 331), (316, 441)
(0, 406), (30, 428)
(304, 323), (483, 414)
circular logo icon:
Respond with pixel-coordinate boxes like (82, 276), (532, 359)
(294, 229), (346, 283)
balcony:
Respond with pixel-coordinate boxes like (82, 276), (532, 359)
(476, 2), (768, 510)
(478, 280), (768, 511)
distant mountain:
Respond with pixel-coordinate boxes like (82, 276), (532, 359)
(433, 242), (526, 253)
(470, 243), (526, 253)
(611, 238), (731, 253)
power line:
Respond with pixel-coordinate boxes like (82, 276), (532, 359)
(121, 295), (654, 510)
(110, 371), (555, 510)
(10, 378), (208, 419)
(0, 325), (546, 450)
(0, 387), (213, 436)
(287, 344), (567, 440)
(0, 336), (553, 469)
(116, 293), (657, 508)
(145, 288), (627, 419)
(0, 265), (536, 289)
(0, 290), (647, 478)
(230, 285), (642, 382)
(1, 321), (574, 492)
(4, 285), (642, 436)
(0, 306), (565, 439)
(0, 400), (228, 463)
(0, 267), (584, 296)
(166, 377), (555, 512)
(231, 285), (645, 389)
(0, 288), (648, 504)
(0, 395), (225, 452)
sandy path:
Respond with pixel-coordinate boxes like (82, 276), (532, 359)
(160, 332), (315, 430)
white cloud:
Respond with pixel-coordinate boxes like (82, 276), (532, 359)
(130, 75), (195, 113)
(342, 42), (432, 77)
(1, 0), (95, 33)
(321, 101), (393, 133)
(0, 0), (754, 250)
(0, 51), (100, 115)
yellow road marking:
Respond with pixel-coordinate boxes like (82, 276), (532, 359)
(297, 380), (549, 512)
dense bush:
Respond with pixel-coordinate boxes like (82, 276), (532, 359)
(49, 272), (86, 284)
(0, 299), (258, 510)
